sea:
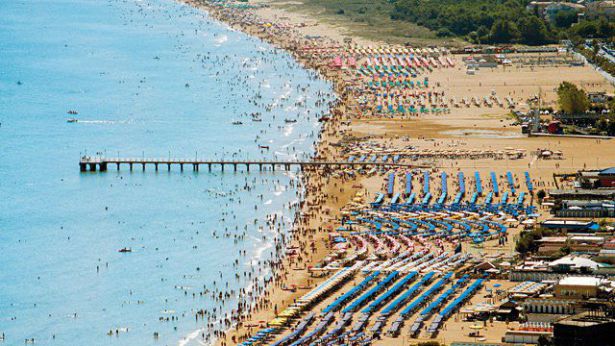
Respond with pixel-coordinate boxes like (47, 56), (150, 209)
(0, 0), (333, 345)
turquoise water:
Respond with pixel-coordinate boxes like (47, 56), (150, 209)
(0, 0), (333, 345)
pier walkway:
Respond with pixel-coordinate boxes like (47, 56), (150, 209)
(79, 157), (428, 172)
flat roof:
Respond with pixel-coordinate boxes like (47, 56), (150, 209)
(558, 276), (602, 286)
(570, 236), (604, 241)
(556, 312), (615, 327)
(543, 219), (593, 226)
(549, 189), (615, 197)
(599, 167), (615, 176)
(538, 236), (568, 243)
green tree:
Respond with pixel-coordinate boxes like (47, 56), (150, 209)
(489, 19), (520, 43)
(436, 27), (453, 37)
(608, 98), (615, 114)
(607, 115), (615, 136)
(477, 25), (490, 41)
(557, 81), (589, 114)
(517, 16), (550, 45)
(597, 17), (615, 37)
(553, 10), (577, 28)
(537, 189), (546, 201)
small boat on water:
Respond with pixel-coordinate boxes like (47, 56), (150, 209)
(232, 121), (243, 125)
(118, 247), (132, 253)
(251, 117), (262, 122)
(258, 145), (270, 150)
(284, 119), (297, 123)
(67, 118), (78, 123)
(67, 110), (78, 115)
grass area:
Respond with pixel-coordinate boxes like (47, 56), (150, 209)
(271, 0), (463, 46)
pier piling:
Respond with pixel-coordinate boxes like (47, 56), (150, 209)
(79, 157), (427, 174)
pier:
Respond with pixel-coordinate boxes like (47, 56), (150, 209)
(79, 157), (428, 173)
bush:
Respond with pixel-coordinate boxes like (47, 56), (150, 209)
(436, 28), (453, 37)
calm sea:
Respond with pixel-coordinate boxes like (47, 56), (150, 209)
(0, 0), (333, 345)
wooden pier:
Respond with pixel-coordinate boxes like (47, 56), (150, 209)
(79, 157), (428, 172)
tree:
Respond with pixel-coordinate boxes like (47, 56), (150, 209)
(557, 81), (589, 114)
(436, 28), (454, 37)
(553, 10), (577, 28)
(597, 17), (615, 37)
(608, 98), (615, 114)
(476, 25), (490, 41)
(489, 19), (520, 43)
(592, 39), (600, 56)
(517, 15), (550, 45)
(537, 189), (546, 201)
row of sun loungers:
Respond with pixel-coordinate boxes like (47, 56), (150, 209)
(427, 279), (485, 336)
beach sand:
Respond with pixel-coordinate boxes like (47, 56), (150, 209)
(179, 1), (614, 345)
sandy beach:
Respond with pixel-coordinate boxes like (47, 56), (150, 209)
(176, 1), (614, 345)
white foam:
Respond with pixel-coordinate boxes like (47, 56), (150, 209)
(214, 34), (228, 44)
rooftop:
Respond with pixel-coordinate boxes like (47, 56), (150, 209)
(556, 311), (615, 327)
(599, 167), (615, 176)
(558, 276), (602, 287)
(550, 255), (605, 270)
(538, 236), (568, 243)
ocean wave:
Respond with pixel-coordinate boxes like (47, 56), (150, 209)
(71, 119), (131, 125)
(214, 34), (228, 44)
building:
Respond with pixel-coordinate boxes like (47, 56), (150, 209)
(503, 329), (553, 344)
(544, 2), (586, 21)
(587, 91), (609, 103)
(510, 260), (570, 282)
(549, 189), (615, 201)
(553, 311), (615, 346)
(522, 298), (576, 314)
(585, 0), (615, 19)
(554, 276), (603, 298)
(537, 236), (568, 256)
(569, 235), (605, 254)
(598, 167), (615, 188)
(574, 167), (615, 188)
(526, 1), (586, 21)
(555, 200), (615, 218)
(549, 255), (605, 273)
(540, 219), (600, 234)
(547, 120), (562, 134)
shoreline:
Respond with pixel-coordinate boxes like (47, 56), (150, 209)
(179, 1), (351, 345)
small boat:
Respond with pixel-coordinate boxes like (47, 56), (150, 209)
(258, 145), (270, 150)
(118, 247), (132, 253)
(284, 119), (297, 123)
(67, 118), (78, 123)
(232, 121), (243, 125)
(251, 118), (262, 122)
(67, 110), (78, 115)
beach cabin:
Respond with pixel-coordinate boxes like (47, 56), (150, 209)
(540, 220), (600, 234)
